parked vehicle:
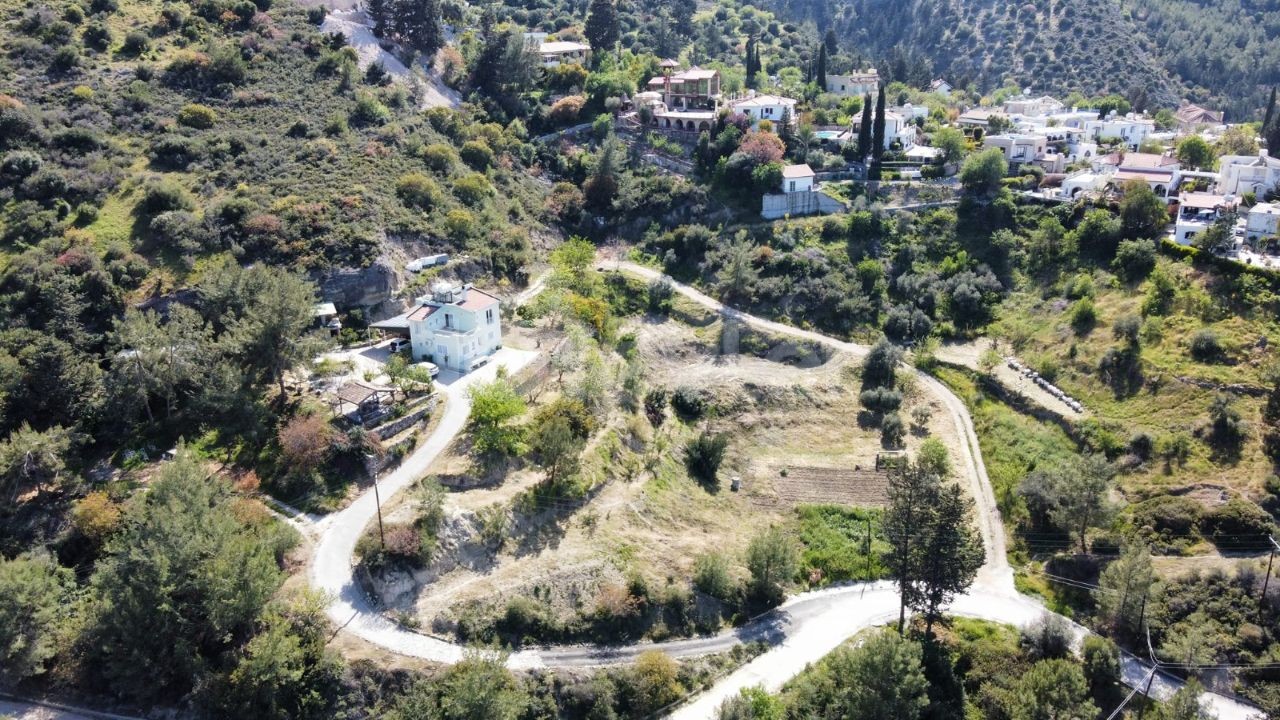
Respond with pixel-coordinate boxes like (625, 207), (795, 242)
(388, 338), (410, 353)
(412, 361), (440, 378)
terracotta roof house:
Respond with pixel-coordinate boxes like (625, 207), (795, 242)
(1175, 103), (1224, 129)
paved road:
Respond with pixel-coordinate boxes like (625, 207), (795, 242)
(309, 347), (544, 667)
(302, 260), (1262, 719)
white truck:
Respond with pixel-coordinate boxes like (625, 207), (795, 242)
(406, 254), (449, 272)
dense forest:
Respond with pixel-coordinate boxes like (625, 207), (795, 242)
(764, 0), (1280, 119)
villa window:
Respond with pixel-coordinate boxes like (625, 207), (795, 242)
(444, 313), (453, 329)
(486, 308), (495, 324)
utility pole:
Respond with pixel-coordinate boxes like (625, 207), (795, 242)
(865, 517), (873, 579)
(1260, 535), (1279, 617)
(366, 454), (386, 549)
(1137, 620), (1158, 719)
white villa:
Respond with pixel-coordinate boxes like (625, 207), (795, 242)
(730, 93), (798, 129)
(1218, 153), (1280, 196)
(1003, 94), (1065, 117)
(986, 134), (1048, 166)
(825, 70), (879, 97)
(1083, 113), (1155, 151)
(372, 282), (503, 373)
(1248, 203), (1280, 242)
(1174, 193), (1237, 245)
(850, 109), (916, 150)
(646, 62), (723, 133)
(536, 40), (591, 68)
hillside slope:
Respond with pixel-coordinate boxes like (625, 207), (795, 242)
(806, 0), (1280, 118)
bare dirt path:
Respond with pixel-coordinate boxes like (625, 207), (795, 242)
(319, 10), (460, 110)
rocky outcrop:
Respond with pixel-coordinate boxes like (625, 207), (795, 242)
(314, 257), (401, 312)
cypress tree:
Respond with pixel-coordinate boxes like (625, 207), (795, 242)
(1265, 87), (1277, 131)
(584, 0), (619, 58)
(857, 93), (873, 159)
(817, 43), (828, 90)
(872, 85), (886, 161)
(744, 37), (757, 88)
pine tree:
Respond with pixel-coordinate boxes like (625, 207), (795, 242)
(872, 85), (886, 161)
(584, 0), (619, 58)
(367, 0), (390, 37)
(393, 0), (443, 57)
(816, 43), (828, 90)
(857, 93), (873, 159)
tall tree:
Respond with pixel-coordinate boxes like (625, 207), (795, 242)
(584, 0), (619, 59)
(393, 0), (444, 57)
(88, 451), (282, 702)
(744, 37), (759, 88)
(1005, 659), (1099, 720)
(0, 553), (75, 684)
(1096, 539), (1155, 637)
(857, 93), (873, 159)
(872, 85), (887, 162)
(1264, 87), (1277, 132)
(109, 305), (212, 423)
(1019, 455), (1114, 554)
(912, 483), (984, 636)
(816, 43), (828, 90)
(823, 27), (838, 55)
(222, 266), (327, 408)
(791, 630), (929, 719)
(883, 461), (940, 634)
(0, 423), (73, 501)
(367, 0), (390, 37)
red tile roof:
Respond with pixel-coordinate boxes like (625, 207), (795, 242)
(456, 288), (500, 311)
(406, 305), (437, 321)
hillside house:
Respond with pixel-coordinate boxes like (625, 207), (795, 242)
(957, 108), (1006, 129)
(372, 282), (503, 373)
(1248, 202), (1280, 242)
(761, 164), (843, 219)
(1218, 153), (1280, 196)
(1174, 192), (1237, 245)
(1003, 94), (1065, 117)
(1084, 113), (1154, 150)
(929, 79), (953, 95)
(537, 40), (591, 67)
(1097, 151), (1181, 197)
(730, 93), (798, 129)
(986, 134), (1048, 166)
(647, 62), (723, 132)
(782, 163), (814, 193)
(850, 109), (916, 150)
(1176, 103), (1224, 130)
(825, 70), (879, 97)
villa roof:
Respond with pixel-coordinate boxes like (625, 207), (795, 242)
(455, 287), (500, 311)
(732, 94), (797, 108)
(658, 58), (680, 68)
(782, 164), (815, 178)
(539, 41), (589, 54)
(406, 305), (438, 322)
(1179, 192), (1236, 209)
(1115, 169), (1175, 183)
(1102, 152), (1178, 169)
(1176, 103), (1223, 125)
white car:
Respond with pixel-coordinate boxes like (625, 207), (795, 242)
(412, 361), (440, 378)
(388, 338), (410, 353)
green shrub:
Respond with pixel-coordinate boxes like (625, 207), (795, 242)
(1069, 298), (1096, 333)
(453, 173), (492, 205)
(692, 552), (735, 601)
(395, 172), (443, 209)
(684, 431), (728, 484)
(1129, 495), (1203, 537)
(1189, 329), (1223, 362)
(137, 180), (195, 217)
(176, 103), (217, 128)
(421, 143), (457, 172)
(460, 140), (494, 169)
(1201, 499), (1274, 549)
(670, 385), (707, 419)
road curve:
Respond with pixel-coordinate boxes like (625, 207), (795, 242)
(304, 262), (1262, 720)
